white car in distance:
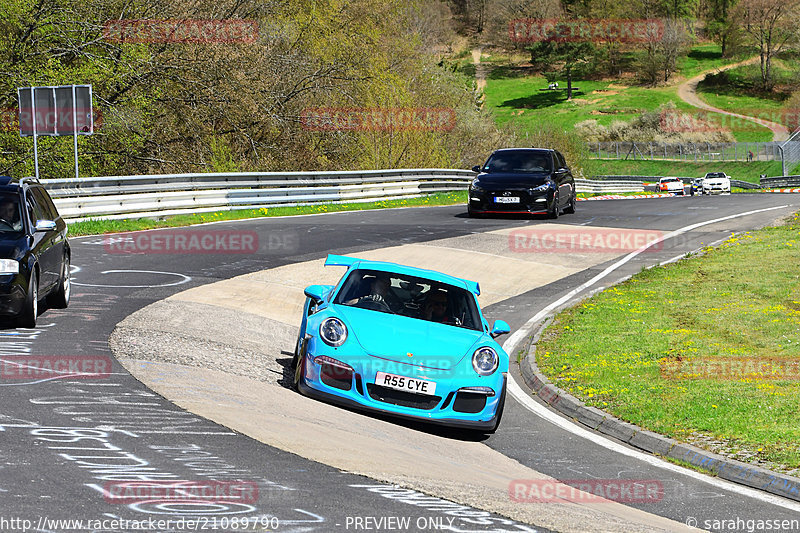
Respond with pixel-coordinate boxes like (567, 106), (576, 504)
(657, 177), (686, 196)
(702, 172), (731, 194)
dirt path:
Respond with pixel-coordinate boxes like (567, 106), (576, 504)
(677, 57), (789, 142)
(472, 47), (486, 93)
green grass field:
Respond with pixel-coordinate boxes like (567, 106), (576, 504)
(481, 44), (782, 147)
(68, 190), (469, 236)
(536, 212), (800, 473)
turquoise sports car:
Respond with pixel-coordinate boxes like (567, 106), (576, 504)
(292, 254), (511, 433)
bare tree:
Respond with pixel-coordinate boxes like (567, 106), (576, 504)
(736, 0), (800, 90)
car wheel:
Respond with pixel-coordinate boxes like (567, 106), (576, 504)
(293, 347), (306, 392)
(564, 192), (576, 214)
(485, 385), (506, 434)
(547, 192), (559, 219)
(49, 254), (71, 309)
(18, 271), (38, 329)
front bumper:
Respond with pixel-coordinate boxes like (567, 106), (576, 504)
(298, 340), (506, 430)
(469, 188), (551, 215)
(0, 274), (27, 316)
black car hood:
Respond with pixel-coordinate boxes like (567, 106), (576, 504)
(473, 172), (551, 189)
(0, 235), (26, 260)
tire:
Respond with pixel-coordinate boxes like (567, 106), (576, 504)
(292, 337), (306, 392)
(49, 254), (70, 309)
(564, 192), (576, 214)
(547, 192), (559, 219)
(18, 271), (38, 329)
(485, 385), (506, 434)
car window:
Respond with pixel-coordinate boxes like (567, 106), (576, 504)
(334, 268), (482, 331)
(31, 187), (59, 220)
(555, 151), (567, 169)
(483, 151), (552, 173)
(0, 193), (24, 233)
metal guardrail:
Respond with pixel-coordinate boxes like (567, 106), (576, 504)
(760, 175), (800, 188)
(42, 170), (646, 221)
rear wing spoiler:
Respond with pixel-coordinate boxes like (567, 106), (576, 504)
(324, 254), (360, 268)
(323, 254), (480, 295)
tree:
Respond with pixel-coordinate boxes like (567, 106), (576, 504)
(703, 0), (739, 56)
(527, 40), (597, 100)
(637, 18), (689, 85)
(735, 0), (800, 90)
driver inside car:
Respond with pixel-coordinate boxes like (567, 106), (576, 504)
(346, 275), (392, 309)
(423, 289), (456, 325)
(0, 199), (22, 232)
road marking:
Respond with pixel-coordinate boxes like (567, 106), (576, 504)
(503, 204), (800, 512)
(71, 269), (191, 288)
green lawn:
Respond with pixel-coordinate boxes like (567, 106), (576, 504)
(68, 190), (468, 236)
(480, 44), (780, 144)
(536, 212), (800, 473)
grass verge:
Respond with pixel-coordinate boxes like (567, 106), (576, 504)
(68, 190), (468, 236)
(536, 211), (800, 474)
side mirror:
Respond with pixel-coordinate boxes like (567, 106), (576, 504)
(471, 165), (481, 173)
(490, 320), (511, 338)
(34, 220), (56, 232)
(304, 284), (329, 304)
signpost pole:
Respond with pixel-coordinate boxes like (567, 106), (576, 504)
(30, 89), (39, 180)
(72, 85), (79, 179)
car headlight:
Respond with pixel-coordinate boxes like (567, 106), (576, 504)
(320, 317), (347, 347)
(472, 347), (499, 376)
(531, 183), (550, 193)
(0, 259), (19, 274)
(470, 179), (484, 193)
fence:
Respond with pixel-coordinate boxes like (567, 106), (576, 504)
(44, 170), (643, 221)
(590, 141), (796, 163)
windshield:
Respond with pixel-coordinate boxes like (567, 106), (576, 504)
(706, 173), (725, 178)
(334, 268), (482, 331)
(0, 193), (23, 234)
(482, 151), (552, 173)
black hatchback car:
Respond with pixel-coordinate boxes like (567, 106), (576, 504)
(0, 176), (70, 328)
(468, 148), (576, 218)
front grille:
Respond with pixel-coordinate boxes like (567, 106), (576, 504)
(366, 384), (441, 410)
(489, 190), (531, 210)
(452, 392), (487, 413)
(320, 363), (352, 391)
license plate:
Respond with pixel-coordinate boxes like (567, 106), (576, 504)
(375, 371), (437, 395)
(494, 196), (520, 203)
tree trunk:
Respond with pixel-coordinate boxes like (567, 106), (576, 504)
(566, 69), (573, 100)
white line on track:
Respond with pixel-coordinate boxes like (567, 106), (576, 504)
(502, 204), (800, 512)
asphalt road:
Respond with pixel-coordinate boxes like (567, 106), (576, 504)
(1, 193), (798, 533)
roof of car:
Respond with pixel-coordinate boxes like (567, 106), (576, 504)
(493, 148), (554, 153)
(325, 254), (481, 295)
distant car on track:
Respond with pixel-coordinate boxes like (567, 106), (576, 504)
(689, 178), (704, 196)
(293, 255), (511, 433)
(0, 176), (70, 328)
(657, 177), (686, 195)
(468, 148), (576, 218)
(701, 172), (731, 194)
